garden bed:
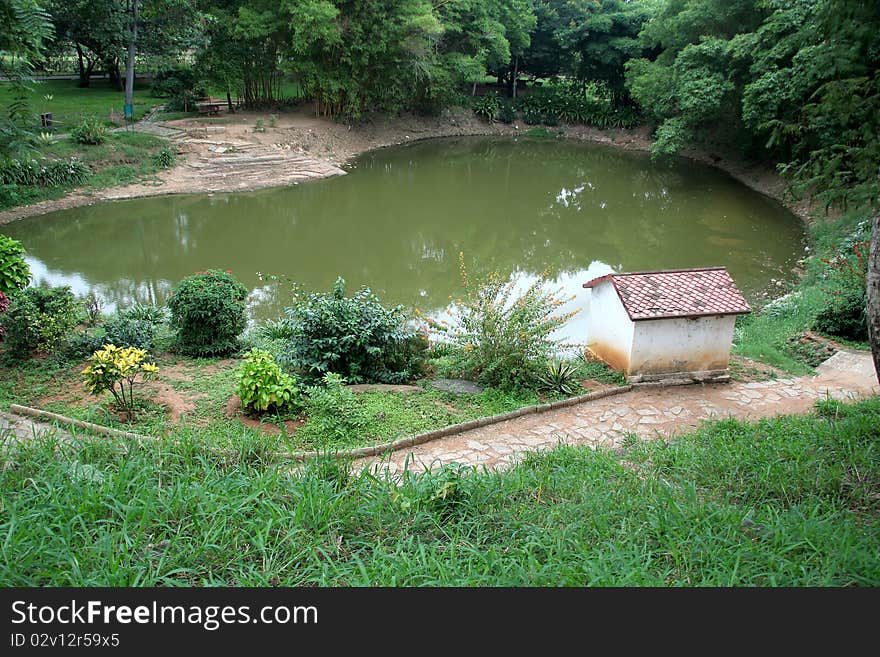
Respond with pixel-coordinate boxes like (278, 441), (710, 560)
(0, 352), (625, 453)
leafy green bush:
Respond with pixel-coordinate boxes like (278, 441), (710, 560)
(538, 359), (580, 395)
(70, 115), (109, 145)
(296, 372), (368, 447)
(82, 344), (159, 420)
(517, 81), (642, 129)
(0, 290), (10, 340)
(0, 158), (89, 188)
(167, 270), (248, 356)
(150, 66), (206, 112)
(3, 286), (80, 358)
(425, 256), (577, 390)
(103, 315), (156, 351)
(0, 235), (31, 296)
(813, 241), (868, 341)
(498, 101), (517, 124)
(473, 93), (502, 122)
(235, 348), (301, 414)
(119, 303), (169, 325)
(152, 147), (176, 169)
(279, 277), (421, 384)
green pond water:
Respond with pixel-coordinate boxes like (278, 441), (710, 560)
(3, 136), (805, 343)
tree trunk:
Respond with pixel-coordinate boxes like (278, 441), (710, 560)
(511, 56), (519, 100)
(226, 90), (234, 113)
(124, 0), (139, 120)
(108, 59), (123, 91)
(866, 212), (880, 384)
(75, 44), (93, 88)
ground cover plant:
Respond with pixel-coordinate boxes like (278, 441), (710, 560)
(0, 397), (877, 586)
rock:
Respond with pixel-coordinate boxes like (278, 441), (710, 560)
(347, 383), (423, 394)
(430, 378), (485, 395)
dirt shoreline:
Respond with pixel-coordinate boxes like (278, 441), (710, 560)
(0, 104), (814, 225)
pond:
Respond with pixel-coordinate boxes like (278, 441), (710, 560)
(3, 136), (805, 344)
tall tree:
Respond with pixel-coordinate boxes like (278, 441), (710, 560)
(0, 0), (53, 159)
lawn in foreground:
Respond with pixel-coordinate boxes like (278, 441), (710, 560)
(1, 396), (877, 586)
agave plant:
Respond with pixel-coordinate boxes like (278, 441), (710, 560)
(538, 359), (580, 396)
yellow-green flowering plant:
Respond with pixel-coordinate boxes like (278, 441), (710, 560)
(82, 344), (159, 419)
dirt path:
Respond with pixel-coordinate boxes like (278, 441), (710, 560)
(0, 102), (815, 224)
(358, 350), (878, 475)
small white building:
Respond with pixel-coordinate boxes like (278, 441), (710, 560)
(583, 267), (751, 383)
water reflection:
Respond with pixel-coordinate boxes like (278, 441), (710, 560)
(3, 136), (805, 343)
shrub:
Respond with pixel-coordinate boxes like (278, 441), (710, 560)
(65, 329), (106, 360)
(70, 115), (108, 145)
(235, 348), (301, 414)
(0, 158), (89, 188)
(103, 314), (156, 351)
(82, 344), (159, 420)
(297, 372), (368, 446)
(0, 234), (31, 296)
(167, 270), (248, 356)
(279, 277), (421, 384)
(473, 93), (501, 122)
(538, 359), (580, 395)
(813, 241), (868, 341)
(83, 292), (101, 326)
(3, 286), (80, 358)
(150, 66), (206, 112)
(119, 303), (168, 325)
(498, 101), (517, 124)
(152, 147), (176, 169)
(0, 290), (9, 340)
(425, 255), (577, 390)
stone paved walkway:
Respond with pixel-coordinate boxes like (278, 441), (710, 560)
(358, 350), (879, 475)
(0, 411), (71, 443)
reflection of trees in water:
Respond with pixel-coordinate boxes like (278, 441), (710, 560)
(6, 137), (804, 317)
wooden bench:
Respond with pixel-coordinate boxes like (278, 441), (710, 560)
(197, 102), (222, 116)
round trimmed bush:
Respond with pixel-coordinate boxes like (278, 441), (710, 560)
(167, 270), (248, 356)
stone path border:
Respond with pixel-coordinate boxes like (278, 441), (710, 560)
(4, 351), (876, 471)
(5, 386), (632, 461)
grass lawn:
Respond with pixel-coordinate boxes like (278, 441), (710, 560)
(0, 79), (164, 129)
(0, 396), (877, 585)
(0, 130), (171, 210)
(0, 351), (623, 453)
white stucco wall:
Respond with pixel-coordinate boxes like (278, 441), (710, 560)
(585, 281), (634, 372)
(629, 314), (737, 375)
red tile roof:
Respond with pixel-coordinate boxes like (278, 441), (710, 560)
(583, 267), (751, 321)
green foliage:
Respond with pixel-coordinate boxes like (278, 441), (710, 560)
(426, 255), (577, 390)
(537, 359), (579, 396)
(279, 277), (420, 384)
(813, 241), (868, 341)
(1, 397), (878, 585)
(296, 372), (368, 447)
(3, 286), (80, 359)
(150, 66), (206, 112)
(81, 344), (159, 418)
(473, 93), (502, 122)
(102, 314), (157, 351)
(167, 270), (248, 357)
(0, 290), (10, 340)
(0, 234), (31, 296)
(69, 115), (108, 146)
(0, 157), (89, 188)
(235, 348), (301, 414)
(517, 81), (641, 129)
(152, 146), (176, 169)
(497, 100), (516, 124)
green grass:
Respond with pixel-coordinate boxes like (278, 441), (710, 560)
(0, 131), (170, 210)
(0, 79), (164, 129)
(1, 396), (877, 585)
(733, 207), (873, 373)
